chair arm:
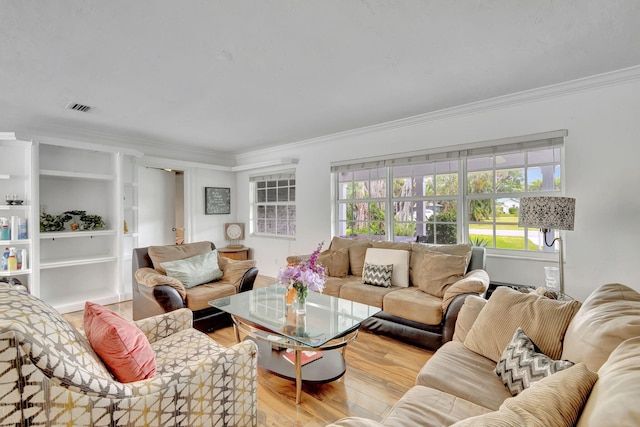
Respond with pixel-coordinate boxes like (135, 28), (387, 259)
(136, 283), (186, 316)
(129, 340), (258, 401)
(238, 266), (259, 293)
(441, 269), (489, 312)
(134, 267), (186, 299)
(134, 308), (193, 343)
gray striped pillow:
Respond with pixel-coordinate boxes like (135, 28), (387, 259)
(362, 263), (393, 287)
(496, 327), (574, 396)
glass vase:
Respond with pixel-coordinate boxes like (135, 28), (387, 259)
(293, 288), (307, 314)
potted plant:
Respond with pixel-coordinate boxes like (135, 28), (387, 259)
(39, 212), (65, 232)
(80, 213), (105, 230)
(62, 210), (86, 231)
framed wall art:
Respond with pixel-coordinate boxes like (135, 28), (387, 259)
(205, 187), (230, 215)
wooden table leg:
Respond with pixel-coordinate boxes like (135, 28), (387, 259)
(233, 323), (241, 343)
(295, 349), (302, 404)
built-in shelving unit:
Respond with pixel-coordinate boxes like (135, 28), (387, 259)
(37, 143), (121, 312)
(0, 134), (35, 292)
(1, 133), (140, 313)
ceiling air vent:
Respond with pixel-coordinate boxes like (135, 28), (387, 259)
(65, 102), (94, 113)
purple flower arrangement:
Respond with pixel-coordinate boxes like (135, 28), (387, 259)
(277, 242), (326, 299)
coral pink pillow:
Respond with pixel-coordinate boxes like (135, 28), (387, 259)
(83, 301), (156, 383)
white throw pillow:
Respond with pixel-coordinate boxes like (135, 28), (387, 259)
(364, 248), (410, 287)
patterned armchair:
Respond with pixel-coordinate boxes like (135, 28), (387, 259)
(0, 287), (257, 427)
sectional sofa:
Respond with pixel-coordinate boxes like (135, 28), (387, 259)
(328, 283), (640, 426)
(288, 237), (489, 350)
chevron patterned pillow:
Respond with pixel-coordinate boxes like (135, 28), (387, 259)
(496, 327), (574, 396)
(362, 262), (393, 287)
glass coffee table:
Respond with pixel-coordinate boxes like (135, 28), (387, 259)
(209, 285), (381, 403)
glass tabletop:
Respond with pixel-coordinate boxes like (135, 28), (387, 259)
(209, 284), (381, 347)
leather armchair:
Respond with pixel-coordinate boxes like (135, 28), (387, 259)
(132, 242), (258, 332)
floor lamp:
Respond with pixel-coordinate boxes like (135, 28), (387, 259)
(518, 196), (576, 294)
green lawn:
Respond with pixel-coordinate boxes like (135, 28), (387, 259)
(471, 216), (522, 231)
(469, 234), (526, 250)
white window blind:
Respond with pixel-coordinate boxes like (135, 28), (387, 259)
(330, 130), (566, 172)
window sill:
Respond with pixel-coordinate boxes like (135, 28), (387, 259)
(250, 233), (296, 241)
(485, 248), (560, 263)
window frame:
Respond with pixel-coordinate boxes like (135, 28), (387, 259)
(251, 171), (296, 238)
(331, 131), (566, 257)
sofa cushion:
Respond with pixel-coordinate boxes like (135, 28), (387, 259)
(464, 287), (581, 362)
(453, 295), (487, 343)
(362, 262), (393, 287)
(442, 269), (489, 311)
(0, 288), (116, 390)
(577, 336), (640, 427)
(364, 248), (410, 287)
(410, 243), (471, 289)
(322, 276), (351, 297)
(339, 280), (397, 309)
(383, 287), (443, 325)
(496, 327), (574, 396)
(317, 248), (349, 278)
(411, 242), (472, 270)
(412, 250), (468, 297)
(453, 363), (598, 427)
(416, 340), (512, 411)
(329, 236), (372, 276)
(185, 282), (238, 311)
(348, 241), (372, 276)
(148, 241), (212, 275)
(160, 250), (223, 288)
(84, 301), (156, 383)
(371, 241), (413, 251)
(561, 283), (640, 372)
(217, 257), (257, 290)
(381, 385), (491, 427)
(135, 267), (187, 299)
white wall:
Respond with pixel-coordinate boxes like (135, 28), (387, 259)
(188, 167), (238, 248)
(235, 72), (640, 302)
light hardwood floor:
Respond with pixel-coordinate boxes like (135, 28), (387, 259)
(63, 276), (433, 426)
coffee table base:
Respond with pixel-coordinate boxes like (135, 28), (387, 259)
(248, 337), (347, 384)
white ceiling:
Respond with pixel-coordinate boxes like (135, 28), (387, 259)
(1, 1), (640, 158)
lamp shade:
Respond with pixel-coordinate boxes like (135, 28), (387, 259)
(518, 196), (576, 231)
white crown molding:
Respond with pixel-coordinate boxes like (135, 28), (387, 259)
(138, 155), (233, 172)
(17, 122), (236, 165)
(231, 158), (298, 172)
(235, 65), (640, 160)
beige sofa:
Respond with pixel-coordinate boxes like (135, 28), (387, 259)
(288, 237), (489, 350)
(328, 283), (640, 426)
